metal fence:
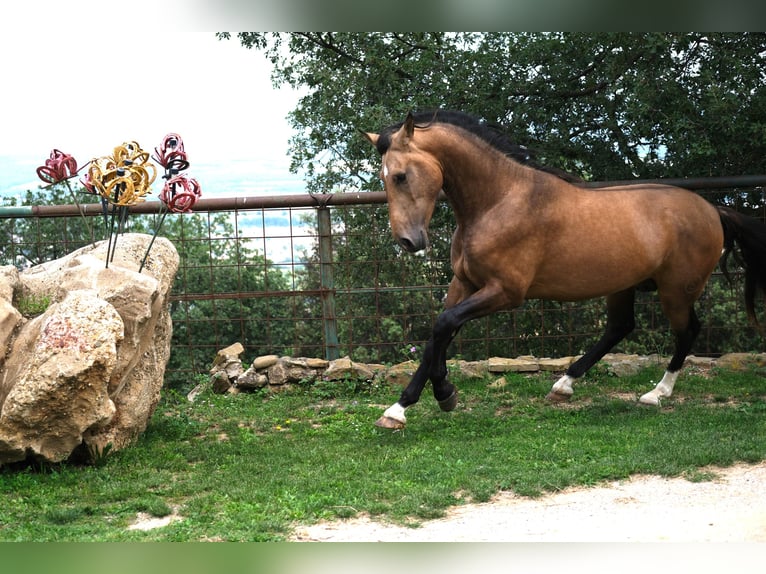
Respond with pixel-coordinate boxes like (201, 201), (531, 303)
(2, 175), (766, 388)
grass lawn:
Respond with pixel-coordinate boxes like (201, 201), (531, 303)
(1, 363), (765, 541)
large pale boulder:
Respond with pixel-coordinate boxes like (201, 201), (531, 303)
(0, 233), (178, 465)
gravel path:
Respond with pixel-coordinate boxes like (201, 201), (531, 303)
(291, 461), (766, 542)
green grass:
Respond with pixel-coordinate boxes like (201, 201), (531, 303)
(1, 364), (765, 541)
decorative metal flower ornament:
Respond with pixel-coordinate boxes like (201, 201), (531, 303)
(85, 141), (157, 267)
(36, 149), (95, 244)
(139, 133), (202, 272)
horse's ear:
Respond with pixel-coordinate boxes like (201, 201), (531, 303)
(403, 112), (415, 139)
(361, 130), (379, 147)
(392, 112), (416, 147)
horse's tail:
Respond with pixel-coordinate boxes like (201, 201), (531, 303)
(718, 206), (766, 323)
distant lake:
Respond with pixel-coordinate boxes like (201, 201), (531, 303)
(0, 155), (307, 200)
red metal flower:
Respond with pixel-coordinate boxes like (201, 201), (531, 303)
(36, 149), (79, 184)
(152, 133), (189, 172)
(79, 170), (98, 194)
(158, 174), (202, 213)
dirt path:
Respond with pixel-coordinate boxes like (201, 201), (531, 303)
(291, 461), (766, 542)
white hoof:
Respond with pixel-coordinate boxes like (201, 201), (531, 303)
(550, 374), (575, 397)
(382, 403), (406, 424)
(639, 371), (679, 406)
(638, 391), (661, 406)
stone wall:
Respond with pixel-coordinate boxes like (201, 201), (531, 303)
(198, 343), (766, 399)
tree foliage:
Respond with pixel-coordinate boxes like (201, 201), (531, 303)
(1, 186), (102, 266)
(224, 32), (766, 189)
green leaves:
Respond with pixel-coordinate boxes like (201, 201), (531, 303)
(234, 33), (766, 190)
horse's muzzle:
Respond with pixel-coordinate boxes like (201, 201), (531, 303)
(397, 230), (427, 253)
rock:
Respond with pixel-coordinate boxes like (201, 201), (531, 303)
(186, 382), (208, 403)
(283, 357), (310, 368)
(716, 352), (766, 371)
(0, 267), (22, 358)
(251, 354), (279, 369)
(267, 358), (316, 386)
(236, 366), (269, 390)
(0, 265), (18, 299)
(0, 233), (178, 466)
(209, 343), (245, 393)
(210, 358), (243, 382)
(600, 353), (660, 377)
(306, 357), (330, 370)
(385, 360), (418, 387)
(447, 359), (488, 379)
(324, 356), (374, 382)
(211, 371), (233, 394)
(0, 291), (122, 463)
(488, 356), (539, 373)
(538, 357), (574, 372)
(212, 343), (244, 367)
(686, 355), (716, 368)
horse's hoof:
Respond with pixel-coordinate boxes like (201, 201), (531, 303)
(638, 394), (660, 407)
(437, 390), (459, 412)
(375, 416), (406, 430)
(546, 391), (572, 403)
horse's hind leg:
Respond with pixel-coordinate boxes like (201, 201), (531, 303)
(639, 305), (700, 406)
(547, 289), (636, 401)
(430, 327), (460, 411)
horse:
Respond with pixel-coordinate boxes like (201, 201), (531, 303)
(363, 109), (766, 429)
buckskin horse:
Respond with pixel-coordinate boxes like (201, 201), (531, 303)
(363, 110), (766, 429)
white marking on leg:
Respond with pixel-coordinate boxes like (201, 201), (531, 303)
(551, 374), (575, 397)
(639, 370), (679, 405)
(383, 163), (389, 178)
(382, 402), (406, 424)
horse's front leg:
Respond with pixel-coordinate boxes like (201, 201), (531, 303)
(375, 284), (511, 429)
(430, 277), (472, 411)
(375, 338), (441, 429)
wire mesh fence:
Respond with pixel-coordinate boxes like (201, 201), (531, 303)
(2, 177), (765, 389)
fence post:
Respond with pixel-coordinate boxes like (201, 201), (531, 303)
(317, 205), (339, 360)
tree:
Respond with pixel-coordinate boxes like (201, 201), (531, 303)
(223, 32), (766, 188)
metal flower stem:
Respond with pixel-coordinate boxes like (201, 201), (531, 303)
(116, 204), (130, 256)
(105, 206), (117, 268)
(62, 178), (96, 247)
(138, 200), (170, 273)
(105, 183), (124, 268)
(109, 204), (130, 263)
(100, 197), (109, 239)
(138, 166), (177, 273)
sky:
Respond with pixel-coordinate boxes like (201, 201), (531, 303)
(0, 31), (305, 199)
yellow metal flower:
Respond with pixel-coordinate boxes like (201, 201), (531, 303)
(86, 141), (156, 206)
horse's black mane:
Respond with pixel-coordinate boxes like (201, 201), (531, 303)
(375, 110), (582, 183)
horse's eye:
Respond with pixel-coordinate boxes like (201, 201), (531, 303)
(393, 173), (407, 185)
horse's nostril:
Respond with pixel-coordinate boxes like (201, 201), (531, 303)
(399, 237), (416, 252)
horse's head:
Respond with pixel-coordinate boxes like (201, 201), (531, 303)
(364, 112), (443, 253)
